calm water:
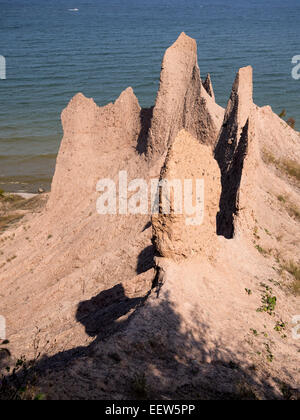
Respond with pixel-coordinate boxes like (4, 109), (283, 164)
(0, 0), (299, 192)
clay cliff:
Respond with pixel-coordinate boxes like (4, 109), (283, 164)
(0, 33), (299, 400)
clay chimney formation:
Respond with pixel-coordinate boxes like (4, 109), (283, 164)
(152, 129), (221, 260)
(214, 66), (255, 239)
(48, 33), (267, 261)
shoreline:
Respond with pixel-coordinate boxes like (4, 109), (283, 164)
(0, 181), (51, 195)
(12, 192), (38, 199)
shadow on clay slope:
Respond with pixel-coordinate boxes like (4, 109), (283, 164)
(1, 279), (293, 400)
(76, 284), (148, 339)
(136, 107), (154, 155)
(215, 120), (249, 239)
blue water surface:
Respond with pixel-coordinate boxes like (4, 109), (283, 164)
(0, 0), (299, 191)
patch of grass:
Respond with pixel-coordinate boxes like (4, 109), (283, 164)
(262, 150), (277, 166)
(292, 281), (300, 296)
(287, 118), (296, 130)
(268, 278), (281, 287)
(277, 195), (286, 203)
(131, 373), (148, 399)
(264, 343), (274, 363)
(0, 355), (45, 400)
(0, 195), (46, 234)
(281, 261), (300, 296)
(274, 320), (287, 333)
(287, 202), (300, 222)
(255, 244), (269, 256)
(0, 214), (24, 232)
(257, 283), (277, 316)
(277, 195), (300, 222)
(279, 109), (286, 119)
(253, 226), (260, 240)
(262, 150), (300, 183)
(234, 382), (259, 400)
(280, 382), (299, 400)
(278, 110), (296, 130)
(0, 194), (23, 205)
(281, 159), (300, 182)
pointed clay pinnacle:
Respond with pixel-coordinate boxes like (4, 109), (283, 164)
(214, 65), (254, 239)
(168, 32), (197, 53)
(148, 33), (224, 162)
(215, 64), (254, 169)
(228, 65), (253, 128)
(202, 73), (215, 101)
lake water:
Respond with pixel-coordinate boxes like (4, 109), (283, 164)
(0, 0), (299, 192)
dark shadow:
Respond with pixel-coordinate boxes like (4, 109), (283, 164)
(76, 284), (146, 338)
(136, 107), (153, 155)
(214, 119), (249, 239)
(142, 221), (152, 232)
(1, 247), (295, 400)
(1, 282), (295, 400)
(0, 348), (11, 370)
(202, 73), (213, 98)
(136, 244), (155, 274)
